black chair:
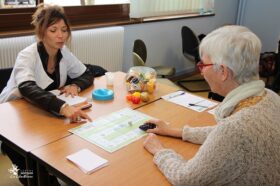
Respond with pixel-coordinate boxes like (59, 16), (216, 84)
(177, 26), (210, 92)
(0, 67), (13, 94)
(133, 39), (176, 78)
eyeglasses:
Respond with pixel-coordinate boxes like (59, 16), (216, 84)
(197, 61), (214, 72)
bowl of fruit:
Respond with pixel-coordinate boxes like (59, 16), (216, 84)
(125, 66), (157, 94)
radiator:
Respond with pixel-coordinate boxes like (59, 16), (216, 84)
(0, 26), (124, 72)
(0, 35), (36, 68)
(70, 26), (124, 72)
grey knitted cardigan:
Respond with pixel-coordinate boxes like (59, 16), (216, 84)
(154, 89), (280, 186)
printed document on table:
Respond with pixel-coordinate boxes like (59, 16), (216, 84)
(162, 90), (218, 112)
(69, 108), (154, 153)
(50, 89), (87, 106)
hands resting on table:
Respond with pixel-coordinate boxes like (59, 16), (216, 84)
(143, 119), (183, 155)
(59, 85), (92, 123)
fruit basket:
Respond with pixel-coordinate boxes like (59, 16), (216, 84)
(125, 66), (157, 93)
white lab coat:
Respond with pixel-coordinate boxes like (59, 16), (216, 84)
(0, 43), (86, 103)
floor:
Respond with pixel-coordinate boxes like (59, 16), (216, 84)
(0, 149), (22, 186)
(0, 77), (210, 186)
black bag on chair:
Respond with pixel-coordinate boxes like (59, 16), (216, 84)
(85, 64), (107, 77)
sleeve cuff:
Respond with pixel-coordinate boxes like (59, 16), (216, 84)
(182, 126), (193, 141)
(154, 149), (183, 165)
(49, 97), (65, 115)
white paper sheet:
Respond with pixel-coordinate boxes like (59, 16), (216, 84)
(162, 90), (218, 112)
(67, 149), (108, 174)
(50, 89), (87, 106)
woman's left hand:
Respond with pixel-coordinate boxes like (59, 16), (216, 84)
(60, 84), (80, 97)
(143, 133), (164, 155)
(60, 104), (92, 123)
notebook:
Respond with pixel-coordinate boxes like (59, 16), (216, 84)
(66, 149), (108, 174)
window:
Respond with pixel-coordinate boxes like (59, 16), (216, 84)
(0, 0), (130, 8)
(0, 0), (130, 34)
(130, 0), (214, 20)
(44, 0), (130, 6)
(1, 0), (36, 8)
(0, 0), (214, 36)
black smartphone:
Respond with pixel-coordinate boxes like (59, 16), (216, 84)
(80, 103), (92, 110)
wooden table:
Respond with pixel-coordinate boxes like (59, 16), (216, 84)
(31, 99), (216, 186)
(0, 71), (180, 185)
(82, 71), (180, 118)
(0, 72), (178, 153)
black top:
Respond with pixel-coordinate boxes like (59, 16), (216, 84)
(18, 42), (94, 116)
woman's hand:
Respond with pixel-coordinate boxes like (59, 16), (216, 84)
(143, 133), (164, 155)
(60, 84), (80, 97)
(145, 119), (171, 135)
(60, 104), (92, 123)
(145, 119), (183, 138)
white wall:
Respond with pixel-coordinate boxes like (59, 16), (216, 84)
(122, 0), (239, 74)
(237, 0), (280, 52)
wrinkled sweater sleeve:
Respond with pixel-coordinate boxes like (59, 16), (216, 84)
(182, 125), (216, 144)
(153, 124), (248, 186)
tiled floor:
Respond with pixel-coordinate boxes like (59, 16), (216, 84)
(0, 77), (209, 186)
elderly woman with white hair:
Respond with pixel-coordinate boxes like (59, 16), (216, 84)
(143, 25), (280, 185)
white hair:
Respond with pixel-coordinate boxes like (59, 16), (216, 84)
(199, 25), (262, 84)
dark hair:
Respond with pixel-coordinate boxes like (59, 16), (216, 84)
(31, 3), (71, 41)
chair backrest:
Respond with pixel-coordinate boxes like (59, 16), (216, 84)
(181, 26), (200, 63)
(133, 39), (147, 63)
(0, 67), (13, 93)
(133, 52), (145, 66)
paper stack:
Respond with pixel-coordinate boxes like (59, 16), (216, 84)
(67, 149), (108, 174)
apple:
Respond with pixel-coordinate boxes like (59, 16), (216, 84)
(131, 95), (141, 104)
(126, 94), (132, 101)
(140, 92), (149, 102)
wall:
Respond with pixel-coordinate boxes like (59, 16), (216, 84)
(237, 0), (280, 52)
(0, 0), (239, 75)
(122, 0), (239, 75)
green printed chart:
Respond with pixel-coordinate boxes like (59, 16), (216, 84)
(69, 108), (153, 153)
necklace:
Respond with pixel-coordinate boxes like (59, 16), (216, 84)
(48, 57), (57, 72)
(48, 63), (56, 74)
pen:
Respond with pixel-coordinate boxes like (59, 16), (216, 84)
(188, 103), (208, 108)
(168, 91), (185, 99)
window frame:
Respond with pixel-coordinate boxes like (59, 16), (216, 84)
(0, 3), (131, 35)
(0, 1), (214, 37)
